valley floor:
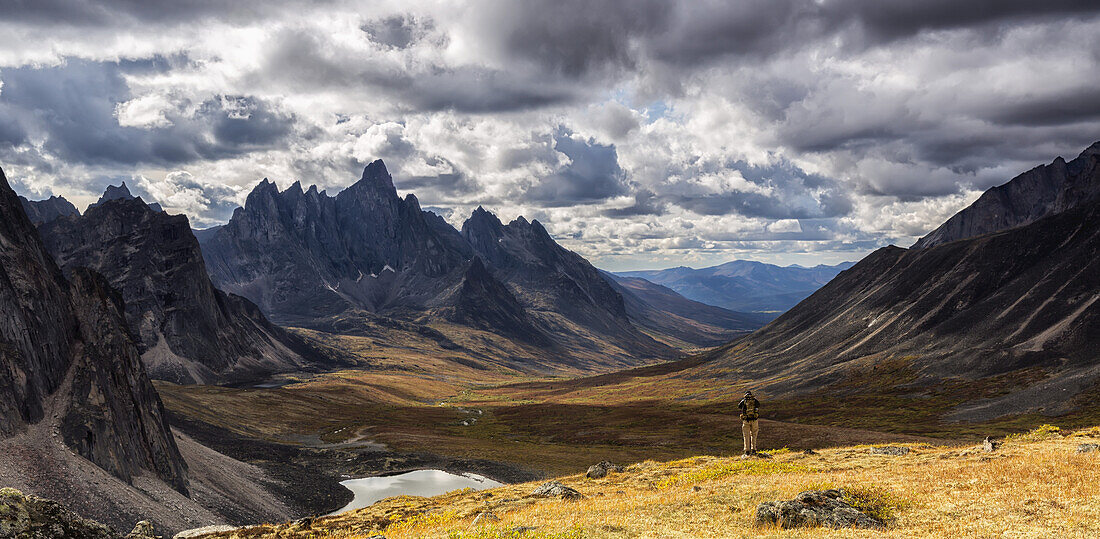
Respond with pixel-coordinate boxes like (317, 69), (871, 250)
(196, 425), (1100, 538)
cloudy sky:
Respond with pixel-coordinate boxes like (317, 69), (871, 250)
(2, 1), (1099, 270)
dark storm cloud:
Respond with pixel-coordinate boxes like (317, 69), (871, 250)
(476, 0), (670, 78)
(526, 130), (627, 206)
(256, 27), (579, 113)
(0, 59), (297, 166)
(832, 0), (1100, 43)
(0, 0), (332, 26)
(984, 87), (1100, 127)
(394, 156), (478, 197)
(604, 189), (665, 217)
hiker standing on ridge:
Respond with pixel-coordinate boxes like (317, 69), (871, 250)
(738, 391), (760, 455)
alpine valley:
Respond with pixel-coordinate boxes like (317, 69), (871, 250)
(3, 142), (1100, 538)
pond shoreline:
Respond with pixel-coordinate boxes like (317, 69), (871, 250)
(168, 412), (541, 521)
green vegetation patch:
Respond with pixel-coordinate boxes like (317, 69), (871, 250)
(658, 459), (809, 488)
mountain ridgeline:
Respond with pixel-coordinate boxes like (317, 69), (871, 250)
(687, 141), (1100, 418)
(31, 183), (330, 385)
(0, 167), (188, 493)
(198, 160), (759, 370)
(913, 141), (1100, 249)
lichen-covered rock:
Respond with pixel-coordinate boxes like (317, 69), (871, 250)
(585, 461), (624, 479)
(0, 487), (120, 538)
(472, 511), (501, 526)
(126, 520), (161, 538)
(756, 489), (884, 530)
(531, 481), (585, 500)
(868, 446), (910, 456)
(1077, 443), (1100, 454)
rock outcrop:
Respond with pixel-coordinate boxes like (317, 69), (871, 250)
(34, 192), (328, 385)
(913, 141), (1100, 249)
(868, 447), (910, 456)
(0, 167), (188, 492)
(756, 489), (884, 529)
(18, 194), (79, 224)
(585, 461), (624, 479)
(0, 488), (119, 539)
(530, 481), (585, 500)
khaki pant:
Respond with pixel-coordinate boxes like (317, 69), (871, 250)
(742, 419), (759, 453)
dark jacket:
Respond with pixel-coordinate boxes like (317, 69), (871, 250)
(738, 396), (760, 421)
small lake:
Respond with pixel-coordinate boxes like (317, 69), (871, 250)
(328, 470), (503, 515)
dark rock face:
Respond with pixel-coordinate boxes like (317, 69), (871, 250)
(199, 161), (472, 326)
(201, 162), (677, 370)
(35, 195), (325, 385)
(436, 257), (550, 346)
(914, 141), (1100, 249)
(756, 490), (883, 529)
(18, 195), (79, 225)
(694, 153), (1100, 413)
(0, 168), (188, 493)
(461, 207), (673, 360)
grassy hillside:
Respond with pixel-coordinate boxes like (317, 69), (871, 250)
(195, 425), (1100, 538)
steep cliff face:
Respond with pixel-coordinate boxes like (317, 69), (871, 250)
(0, 167), (188, 493)
(913, 141), (1100, 249)
(199, 160), (472, 326)
(35, 194), (325, 385)
(18, 195), (79, 224)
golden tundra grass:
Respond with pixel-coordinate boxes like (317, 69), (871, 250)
(204, 425), (1100, 538)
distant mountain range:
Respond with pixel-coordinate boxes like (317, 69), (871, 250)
(683, 141), (1100, 417)
(615, 260), (855, 314)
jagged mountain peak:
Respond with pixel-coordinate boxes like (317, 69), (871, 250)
(346, 159), (397, 199)
(18, 194), (80, 224)
(99, 181), (132, 202)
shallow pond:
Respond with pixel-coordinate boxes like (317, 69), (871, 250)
(328, 469), (503, 515)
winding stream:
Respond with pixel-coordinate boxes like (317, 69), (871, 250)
(328, 469), (503, 515)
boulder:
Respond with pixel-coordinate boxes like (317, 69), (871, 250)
(585, 461), (624, 479)
(756, 489), (884, 530)
(126, 521), (161, 539)
(472, 511), (501, 526)
(531, 481), (585, 501)
(802, 449), (818, 455)
(1077, 443), (1100, 454)
(868, 446), (910, 456)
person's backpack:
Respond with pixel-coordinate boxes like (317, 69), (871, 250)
(739, 397), (759, 421)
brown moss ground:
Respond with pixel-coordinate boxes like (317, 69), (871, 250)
(197, 426), (1100, 538)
